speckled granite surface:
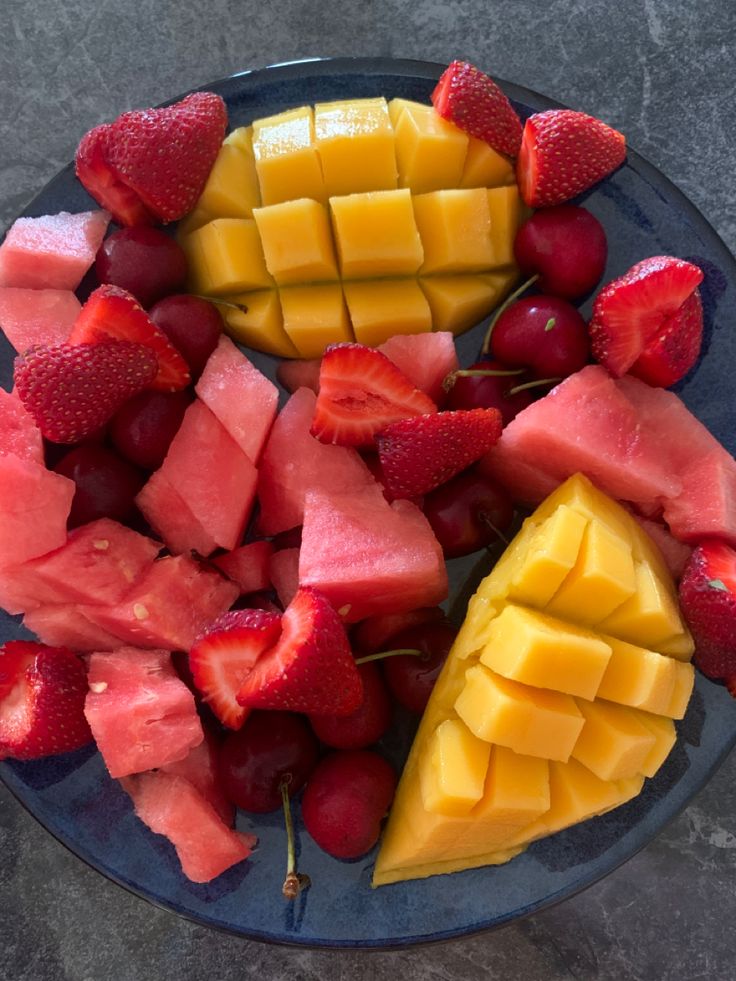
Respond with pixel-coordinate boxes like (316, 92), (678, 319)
(1, 1), (735, 977)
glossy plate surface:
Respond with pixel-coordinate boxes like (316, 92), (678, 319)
(1, 57), (735, 949)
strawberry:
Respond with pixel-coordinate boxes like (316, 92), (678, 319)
(237, 587), (363, 716)
(517, 109), (626, 208)
(189, 609), (282, 729)
(311, 343), (437, 447)
(679, 541), (736, 688)
(589, 256), (704, 382)
(376, 408), (503, 499)
(75, 92), (227, 226)
(69, 285), (190, 391)
(0, 641), (92, 760)
(14, 341), (158, 444)
(431, 61), (522, 157)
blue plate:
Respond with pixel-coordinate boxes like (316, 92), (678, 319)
(1, 57), (735, 949)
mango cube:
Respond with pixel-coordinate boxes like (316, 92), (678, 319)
(315, 98), (398, 196)
(597, 637), (694, 717)
(253, 198), (338, 285)
(252, 107), (326, 205)
(508, 505), (589, 606)
(343, 279), (431, 346)
(460, 136), (515, 188)
(179, 227), (217, 295)
(216, 291), (298, 358)
(635, 711), (677, 778)
(413, 189), (494, 274)
(487, 185), (522, 267)
(279, 284), (352, 358)
(330, 189), (424, 278)
(391, 100), (468, 194)
(599, 561), (692, 656)
(196, 141), (261, 219)
(418, 271), (518, 335)
(419, 719), (492, 816)
(572, 699), (657, 781)
(186, 219), (273, 295)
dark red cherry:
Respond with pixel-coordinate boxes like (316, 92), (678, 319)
(95, 227), (188, 308)
(490, 296), (590, 379)
(514, 205), (607, 299)
(148, 295), (223, 381)
(53, 443), (145, 528)
(423, 470), (514, 558)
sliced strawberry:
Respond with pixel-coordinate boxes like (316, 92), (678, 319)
(14, 341), (158, 444)
(69, 285), (190, 391)
(431, 61), (522, 157)
(589, 256), (704, 381)
(679, 540), (736, 686)
(311, 343), (437, 447)
(236, 587), (363, 716)
(517, 109), (626, 208)
(75, 92), (227, 226)
(189, 609), (282, 730)
(0, 641), (92, 760)
(376, 408), (503, 499)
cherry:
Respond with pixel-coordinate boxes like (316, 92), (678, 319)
(95, 227), (188, 308)
(301, 749), (397, 859)
(148, 294), (223, 380)
(380, 621), (457, 714)
(444, 360), (534, 425)
(514, 205), (607, 299)
(309, 662), (392, 750)
(423, 470), (514, 559)
(352, 606), (445, 656)
(53, 443), (145, 527)
(490, 296), (590, 379)
(217, 710), (319, 814)
(110, 389), (191, 470)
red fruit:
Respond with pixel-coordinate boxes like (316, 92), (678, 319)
(444, 360), (534, 425)
(352, 606), (446, 655)
(217, 710), (319, 813)
(309, 662), (392, 750)
(53, 442), (145, 527)
(423, 470), (514, 558)
(514, 205), (608, 299)
(431, 61), (522, 157)
(14, 341), (158, 444)
(679, 541), (736, 684)
(0, 641), (91, 760)
(301, 749), (397, 859)
(381, 621), (457, 714)
(237, 587), (363, 716)
(589, 256), (704, 383)
(376, 408), (503, 499)
(75, 92), (227, 226)
(276, 358), (321, 395)
(517, 109), (626, 208)
(110, 389), (191, 470)
(148, 295), (223, 381)
(189, 609), (282, 729)
(490, 296), (590, 379)
(69, 284), (191, 392)
(95, 227), (188, 308)
(311, 343), (437, 448)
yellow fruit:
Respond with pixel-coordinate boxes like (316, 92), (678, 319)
(342, 279), (431, 346)
(253, 198), (338, 285)
(390, 99), (468, 194)
(278, 283), (352, 358)
(252, 106), (327, 205)
(315, 97), (398, 196)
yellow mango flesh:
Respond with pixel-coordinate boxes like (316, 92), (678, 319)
(460, 136), (515, 188)
(418, 271), (517, 336)
(197, 140), (261, 219)
(252, 106), (327, 205)
(571, 700), (657, 781)
(216, 291), (298, 358)
(419, 719), (492, 816)
(330, 189), (424, 278)
(391, 100), (468, 194)
(253, 198), (338, 285)
(342, 279), (431, 346)
(314, 97), (398, 196)
(413, 189), (495, 274)
(278, 283), (352, 358)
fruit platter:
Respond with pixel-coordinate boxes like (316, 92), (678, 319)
(0, 57), (735, 947)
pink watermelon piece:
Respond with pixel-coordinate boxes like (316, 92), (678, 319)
(299, 482), (448, 622)
(161, 729), (234, 826)
(0, 389), (43, 464)
(136, 470), (218, 557)
(663, 451), (736, 547)
(23, 604), (122, 650)
(85, 648), (203, 778)
(276, 358), (321, 394)
(120, 770), (254, 883)
(0, 287), (81, 352)
(257, 388), (377, 536)
(195, 336), (278, 465)
(211, 540), (273, 595)
(0, 210), (110, 290)
(627, 512), (693, 581)
(80, 555), (238, 651)
(269, 547), (300, 610)
(0, 455), (74, 565)
(378, 331), (458, 404)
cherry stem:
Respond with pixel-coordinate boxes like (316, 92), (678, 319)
(507, 376), (563, 396)
(442, 367), (524, 392)
(479, 512), (509, 545)
(191, 294), (248, 313)
(355, 648), (424, 665)
(481, 274), (539, 354)
(280, 776), (310, 901)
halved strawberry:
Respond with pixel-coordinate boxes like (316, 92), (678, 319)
(679, 541), (736, 689)
(311, 343), (437, 447)
(431, 61), (522, 157)
(237, 587), (363, 716)
(189, 609), (282, 730)
(0, 641), (92, 760)
(75, 92), (227, 226)
(589, 256), (704, 382)
(517, 109), (626, 208)
(69, 285), (190, 391)
(376, 408), (503, 499)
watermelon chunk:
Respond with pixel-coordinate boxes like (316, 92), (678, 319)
(663, 451), (736, 547)
(0, 455), (74, 565)
(161, 729), (234, 826)
(0, 287), (80, 351)
(299, 482), (448, 622)
(257, 388), (377, 536)
(269, 547), (300, 609)
(23, 604), (122, 651)
(0, 389), (43, 464)
(136, 470), (217, 557)
(378, 331), (459, 404)
(121, 770), (254, 883)
(627, 513), (693, 581)
(195, 336), (278, 465)
(85, 648), (203, 777)
(80, 555), (238, 651)
(0, 211), (110, 290)
(276, 358), (321, 395)
(211, 540), (273, 595)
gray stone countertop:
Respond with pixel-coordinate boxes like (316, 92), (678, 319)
(1, 1), (735, 978)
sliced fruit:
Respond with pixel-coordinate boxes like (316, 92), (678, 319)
(0, 388), (43, 465)
(211, 540), (273, 596)
(679, 541), (736, 683)
(377, 331), (459, 405)
(0, 210), (110, 290)
(0, 287), (81, 352)
(0, 455), (74, 565)
(431, 61), (522, 157)
(22, 604), (122, 652)
(161, 729), (234, 826)
(269, 547), (300, 610)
